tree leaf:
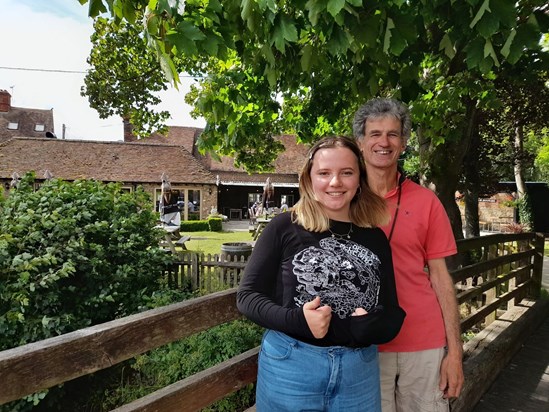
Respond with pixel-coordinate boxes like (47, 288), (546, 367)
(301, 44), (314, 72)
(241, 0), (254, 22)
(306, 0), (325, 26)
(176, 20), (206, 42)
(200, 33), (220, 56)
(354, 14), (381, 47)
(483, 38), (499, 66)
(205, 0), (222, 13)
(490, 0), (516, 28)
(439, 33), (456, 59)
(327, 25), (351, 55)
(464, 37), (485, 69)
(383, 18), (395, 54)
(388, 29), (407, 56)
(280, 15), (298, 42)
(470, 0), (491, 29)
(87, 0), (108, 18)
(500, 29), (516, 59)
(327, 0), (346, 18)
(477, 11), (500, 39)
(272, 15), (298, 52)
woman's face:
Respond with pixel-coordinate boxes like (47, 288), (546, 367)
(310, 146), (360, 221)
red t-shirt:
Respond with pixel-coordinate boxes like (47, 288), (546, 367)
(378, 178), (457, 352)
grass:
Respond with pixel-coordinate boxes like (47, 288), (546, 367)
(180, 232), (549, 257)
(182, 230), (255, 255)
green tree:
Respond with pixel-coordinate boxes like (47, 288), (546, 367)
(82, 17), (174, 138)
(535, 132), (549, 181)
(78, 0), (549, 235)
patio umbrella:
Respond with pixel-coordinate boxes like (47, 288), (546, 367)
(262, 177), (275, 210)
(10, 172), (20, 188)
(159, 173), (181, 231)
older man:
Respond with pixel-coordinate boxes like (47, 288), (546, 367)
(353, 98), (464, 412)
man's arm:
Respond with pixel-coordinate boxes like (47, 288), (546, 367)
(428, 257), (464, 399)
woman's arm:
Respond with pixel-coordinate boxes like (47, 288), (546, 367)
(236, 216), (314, 339)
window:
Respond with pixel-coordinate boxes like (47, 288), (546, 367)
(187, 189), (201, 220)
(248, 193), (262, 208)
(156, 188), (185, 213)
(281, 194), (294, 207)
(7, 122), (18, 130)
(35, 124), (45, 132)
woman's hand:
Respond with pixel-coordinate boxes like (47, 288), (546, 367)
(303, 296), (332, 338)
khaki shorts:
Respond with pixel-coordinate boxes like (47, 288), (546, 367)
(379, 348), (449, 412)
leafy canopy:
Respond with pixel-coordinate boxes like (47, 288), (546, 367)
(78, 0), (549, 171)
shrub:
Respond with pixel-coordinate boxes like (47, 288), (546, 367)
(0, 174), (173, 411)
(180, 219), (210, 232)
(102, 319), (263, 410)
(0, 174), (171, 350)
(208, 217), (223, 232)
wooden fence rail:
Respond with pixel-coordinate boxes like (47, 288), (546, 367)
(0, 232), (546, 411)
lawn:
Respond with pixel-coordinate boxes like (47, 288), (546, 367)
(183, 230), (255, 255)
(181, 231), (549, 257)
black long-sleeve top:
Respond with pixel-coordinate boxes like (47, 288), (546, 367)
(237, 212), (405, 348)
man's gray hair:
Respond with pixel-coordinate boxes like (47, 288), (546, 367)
(352, 98), (411, 141)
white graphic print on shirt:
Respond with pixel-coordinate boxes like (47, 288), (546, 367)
(292, 237), (381, 319)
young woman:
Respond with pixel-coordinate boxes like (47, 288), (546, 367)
(237, 136), (405, 411)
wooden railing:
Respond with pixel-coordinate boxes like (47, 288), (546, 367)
(0, 232), (546, 411)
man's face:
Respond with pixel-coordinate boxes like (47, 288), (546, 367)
(359, 116), (406, 170)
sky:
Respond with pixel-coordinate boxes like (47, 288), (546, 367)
(0, 0), (205, 141)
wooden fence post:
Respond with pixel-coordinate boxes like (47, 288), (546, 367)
(191, 253), (199, 290)
(485, 244), (497, 325)
(531, 233), (544, 298)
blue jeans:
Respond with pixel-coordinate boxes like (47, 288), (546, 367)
(256, 330), (381, 412)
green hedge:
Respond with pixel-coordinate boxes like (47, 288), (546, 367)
(181, 220), (210, 232)
(208, 217), (223, 232)
(180, 218), (223, 232)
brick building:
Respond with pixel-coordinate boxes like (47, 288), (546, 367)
(1, 94), (309, 220)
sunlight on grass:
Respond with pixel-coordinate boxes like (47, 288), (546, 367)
(183, 230), (254, 255)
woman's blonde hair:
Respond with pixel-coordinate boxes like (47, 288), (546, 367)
(292, 136), (388, 232)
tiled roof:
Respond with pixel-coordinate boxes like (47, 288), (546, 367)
(210, 135), (310, 186)
(0, 106), (55, 142)
(127, 127), (310, 185)
(127, 126), (200, 155)
(0, 138), (216, 184)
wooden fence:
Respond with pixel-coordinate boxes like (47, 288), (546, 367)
(0, 232), (546, 411)
(165, 252), (248, 293)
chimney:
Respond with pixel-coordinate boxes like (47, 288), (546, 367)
(123, 116), (137, 142)
(0, 90), (11, 112)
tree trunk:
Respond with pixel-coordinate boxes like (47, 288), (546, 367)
(513, 124), (533, 229)
(418, 103), (479, 242)
(514, 124), (527, 199)
(464, 189), (480, 237)
(463, 120), (481, 238)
